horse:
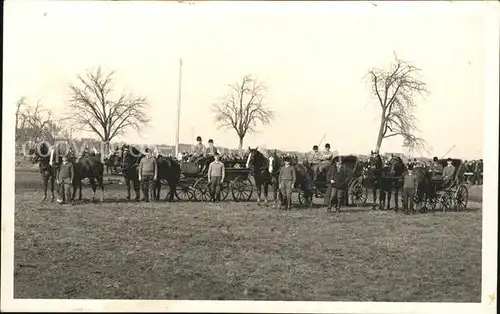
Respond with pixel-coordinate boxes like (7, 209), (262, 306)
(246, 147), (272, 205)
(366, 151), (387, 210)
(29, 142), (56, 202)
(411, 164), (433, 213)
(385, 156), (406, 210)
(72, 153), (105, 203)
(120, 146), (143, 201)
(292, 159), (314, 208)
(153, 155), (181, 202)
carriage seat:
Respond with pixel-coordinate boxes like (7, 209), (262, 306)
(180, 161), (200, 175)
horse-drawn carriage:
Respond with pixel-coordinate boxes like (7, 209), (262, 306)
(162, 158), (254, 202)
(296, 155), (368, 206)
(416, 158), (468, 212)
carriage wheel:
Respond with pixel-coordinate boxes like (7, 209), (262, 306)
(193, 177), (211, 202)
(175, 183), (194, 201)
(454, 185), (468, 211)
(440, 192), (453, 212)
(219, 181), (230, 201)
(350, 183), (368, 206)
(231, 176), (253, 202)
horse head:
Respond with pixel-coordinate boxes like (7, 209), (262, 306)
(246, 147), (264, 170)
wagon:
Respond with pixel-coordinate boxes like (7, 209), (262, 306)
(416, 158), (469, 212)
(162, 159), (254, 202)
(296, 155), (368, 206)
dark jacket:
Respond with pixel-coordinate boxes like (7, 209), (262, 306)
(332, 165), (350, 189)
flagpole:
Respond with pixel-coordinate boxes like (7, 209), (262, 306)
(175, 58), (183, 158)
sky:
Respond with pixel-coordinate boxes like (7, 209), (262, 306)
(3, 1), (495, 159)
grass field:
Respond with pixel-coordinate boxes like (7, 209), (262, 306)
(13, 169), (482, 302)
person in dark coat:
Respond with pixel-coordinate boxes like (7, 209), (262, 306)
(402, 164), (418, 214)
(56, 155), (74, 205)
(327, 157), (349, 213)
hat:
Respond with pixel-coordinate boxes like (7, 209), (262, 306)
(447, 158), (452, 162)
(325, 143), (330, 148)
(208, 139), (214, 143)
(433, 157), (438, 161)
(145, 148), (150, 153)
(313, 145), (318, 150)
(196, 136), (202, 141)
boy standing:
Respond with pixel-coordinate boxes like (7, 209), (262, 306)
(57, 155), (74, 205)
(138, 148), (158, 202)
(207, 152), (225, 202)
(403, 165), (419, 214)
(279, 158), (296, 210)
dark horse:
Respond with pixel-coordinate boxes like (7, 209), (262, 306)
(29, 142), (56, 201)
(153, 155), (181, 202)
(385, 156), (406, 210)
(120, 146), (143, 201)
(410, 164), (432, 213)
(290, 156), (314, 208)
(366, 151), (387, 210)
(246, 147), (272, 204)
(72, 153), (105, 202)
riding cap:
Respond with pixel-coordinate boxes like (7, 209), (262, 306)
(447, 158), (452, 162)
(313, 145), (318, 150)
(196, 136), (202, 141)
(208, 139), (214, 143)
(325, 143), (330, 149)
(433, 157), (438, 161)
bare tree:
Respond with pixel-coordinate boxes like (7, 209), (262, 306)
(367, 56), (430, 154)
(15, 97), (26, 141)
(67, 67), (150, 153)
(213, 75), (276, 156)
(16, 98), (59, 143)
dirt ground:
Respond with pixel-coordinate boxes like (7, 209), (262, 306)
(13, 169), (482, 301)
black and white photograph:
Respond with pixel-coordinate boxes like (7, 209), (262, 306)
(2, 1), (498, 313)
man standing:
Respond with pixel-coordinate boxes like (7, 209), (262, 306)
(207, 152), (225, 202)
(402, 164), (418, 214)
(138, 148), (158, 202)
(327, 157), (348, 213)
(318, 143), (334, 179)
(56, 155), (74, 205)
(279, 158), (296, 210)
(307, 145), (321, 181)
(442, 158), (455, 186)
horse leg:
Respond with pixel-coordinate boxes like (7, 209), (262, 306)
(50, 177), (56, 201)
(256, 181), (262, 205)
(372, 187), (377, 210)
(168, 182), (176, 202)
(98, 176), (104, 202)
(263, 181), (269, 204)
(379, 188), (385, 210)
(155, 180), (161, 201)
(132, 179), (140, 201)
(125, 177), (131, 200)
(42, 175), (48, 201)
(78, 182), (83, 202)
(90, 178), (97, 202)
(386, 185), (392, 211)
(394, 188), (399, 212)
